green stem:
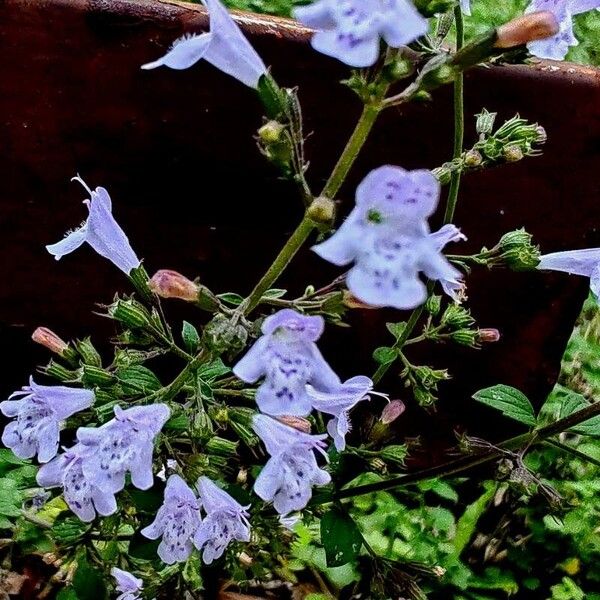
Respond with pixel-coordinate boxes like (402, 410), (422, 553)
(443, 6), (465, 225)
(332, 398), (600, 501)
(155, 351), (207, 403)
(321, 103), (382, 200)
(546, 439), (600, 469)
(239, 215), (316, 316)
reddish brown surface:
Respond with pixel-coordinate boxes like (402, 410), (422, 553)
(0, 0), (599, 451)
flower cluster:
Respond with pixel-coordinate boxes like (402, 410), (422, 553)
(313, 166), (466, 309)
(142, 474), (250, 565)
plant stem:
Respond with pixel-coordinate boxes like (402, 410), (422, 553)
(546, 439), (600, 469)
(443, 6), (465, 225)
(332, 399), (600, 501)
(321, 102), (382, 200)
(154, 351), (207, 403)
(239, 215), (316, 316)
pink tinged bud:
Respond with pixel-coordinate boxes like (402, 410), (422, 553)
(31, 327), (69, 355)
(478, 328), (501, 343)
(149, 269), (199, 302)
(342, 291), (377, 310)
(380, 400), (406, 425)
(495, 12), (560, 49)
(275, 415), (312, 434)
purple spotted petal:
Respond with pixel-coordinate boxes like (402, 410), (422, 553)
(571, 0), (600, 13)
(111, 568), (143, 600)
(233, 309), (340, 416)
(142, 0), (267, 88)
(197, 476), (249, 514)
(46, 177), (140, 275)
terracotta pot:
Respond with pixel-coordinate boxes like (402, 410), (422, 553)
(1, 0), (599, 457)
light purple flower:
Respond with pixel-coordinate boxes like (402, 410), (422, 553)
(307, 375), (373, 451)
(252, 414), (331, 515)
(526, 0), (600, 60)
(537, 248), (600, 298)
(233, 309), (341, 416)
(111, 568), (143, 600)
(141, 0), (267, 88)
(141, 474), (201, 564)
(193, 476), (251, 564)
(294, 0), (428, 68)
(461, 0), (471, 15)
(430, 224), (467, 302)
(46, 176), (140, 275)
(37, 444), (117, 522)
(77, 404), (170, 495)
(313, 166), (464, 309)
(0, 378), (93, 463)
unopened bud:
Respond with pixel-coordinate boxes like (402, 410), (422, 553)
(380, 400), (406, 425)
(495, 11), (560, 49)
(32, 327), (69, 356)
(206, 436), (238, 457)
(383, 56), (413, 82)
(464, 149), (483, 168)
(277, 415), (312, 433)
(236, 468), (248, 485)
(477, 328), (501, 343)
(258, 120), (285, 144)
(451, 329), (479, 348)
(432, 165), (452, 185)
(425, 294), (442, 316)
(535, 125), (547, 145)
(75, 337), (102, 367)
(307, 196), (336, 226)
(109, 298), (152, 329)
(412, 90), (432, 103)
(498, 229), (541, 271)
(149, 269), (200, 302)
(441, 304), (475, 329)
(503, 145), (523, 162)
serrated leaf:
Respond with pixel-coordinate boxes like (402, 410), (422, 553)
(373, 346), (398, 365)
(320, 508), (363, 567)
(558, 392), (600, 436)
(217, 292), (244, 306)
(472, 385), (536, 426)
(182, 321), (200, 353)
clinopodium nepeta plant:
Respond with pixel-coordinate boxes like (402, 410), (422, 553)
(2, 0), (600, 598)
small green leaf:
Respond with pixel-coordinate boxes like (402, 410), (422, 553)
(373, 346), (398, 365)
(197, 358), (231, 382)
(217, 292), (244, 306)
(558, 392), (600, 436)
(182, 321), (200, 353)
(116, 365), (162, 394)
(262, 288), (287, 299)
(472, 384), (536, 426)
(320, 508), (363, 567)
(0, 478), (23, 517)
(386, 322), (407, 340)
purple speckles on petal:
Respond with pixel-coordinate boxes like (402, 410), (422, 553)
(0, 378), (94, 463)
(294, 0), (428, 67)
(233, 309), (340, 416)
(46, 177), (140, 275)
(141, 0), (267, 88)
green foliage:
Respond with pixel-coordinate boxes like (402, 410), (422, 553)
(472, 384), (537, 426)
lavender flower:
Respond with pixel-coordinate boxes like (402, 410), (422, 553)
(233, 309), (341, 416)
(294, 0), (428, 68)
(252, 414), (330, 515)
(461, 0), (472, 15)
(36, 444), (117, 522)
(307, 375), (373, 451)
(193, 476), (251, 564)
(430, 224), (467, 302)
(537, 248), (600, 298)
(141, 474), (201, 564)
(141, 0), (267, 88)
(313, 166), (464, 309)
(111, 568), (143, 600)
(526, 0), (600, 60)
(1, 378), (93, 463)
(77, 404), (170, 494)
(46, 176), (140, 275)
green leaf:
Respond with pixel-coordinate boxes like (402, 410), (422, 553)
(262, 288), (287, 299)
(56, 589), (79, 600)
(217, 292), (244, 306)
(558, 392), (600, 436)
(182, 321), (200, 353)
(320, 508), (363, 567)
(53, 516), (90, 545)
(72, 553), (108, 600)
(116, 365), (162, 394)
(198, 358), (231, 382)
(373, 346), (398, 365)
(386, 322), (407, 340)
(0, 478), (23, 517)
(472, 384), (536, 426)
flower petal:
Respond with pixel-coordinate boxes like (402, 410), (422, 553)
(141, 33), (213, 70)
(46, 226), (88, 261)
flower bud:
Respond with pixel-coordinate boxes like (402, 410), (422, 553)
(451, 329), (479, 348)
(383, 56), (413, 82)
(206, 436), (238, 457)
(503, 145), (524, 162)
(477, 328), (501, 343)
(276, 415), (312, 433)
(308, 196), (336, 227)
(44, 360), (80, 383)
(535, 125), (547, 145)
(238, 551), (254, 568)
(343, 290), (377, 309)
(495, 11), (560, 49)
(441, 304), (475, 329)
(476, 109), (497, 136)
(82, 364), (116, 387)
(258, 120), (285, 144)
(432, 165), (452, 185)
(498, 229), (541, 271)
(75, 337), (102, 367)
(149, 269), (200, 302)
(464, 149), (483, 168)
(425, 294), (442, 316)
(380, 400), (406, 425)
(236, 468), (248, 485)
(32, 327), (69, 356)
